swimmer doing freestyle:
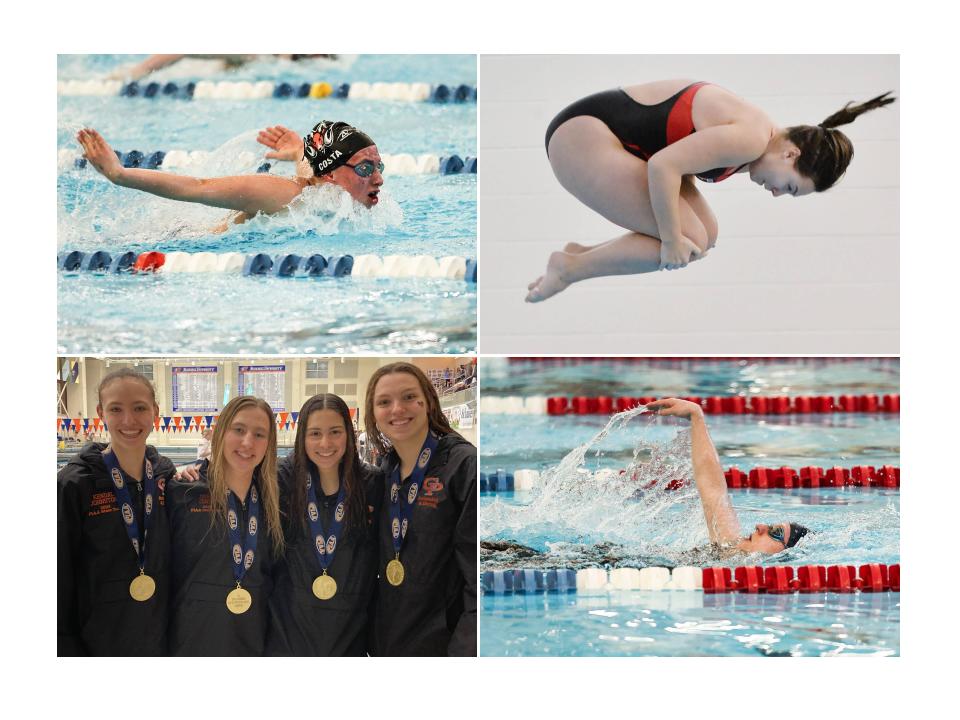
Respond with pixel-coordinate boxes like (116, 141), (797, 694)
(76, 120), (384, 232)
(526, 79), (895, 302)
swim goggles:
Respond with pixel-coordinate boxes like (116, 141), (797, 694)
(345, 160), (384, 178)
(767, 524), (787, 546)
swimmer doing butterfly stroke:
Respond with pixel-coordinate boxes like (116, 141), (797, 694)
(526, 79), (895, 302)
(76, 120), (385, 232)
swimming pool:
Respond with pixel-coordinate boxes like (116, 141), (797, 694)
(479, 358), (899, 656)
(57, 55), (476, 354)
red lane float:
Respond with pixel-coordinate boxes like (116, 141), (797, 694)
(133, 251), (165, 272)
(541, 394), (899, 415)
(723, 465), (899, 489)
(705, 564), (899, 593)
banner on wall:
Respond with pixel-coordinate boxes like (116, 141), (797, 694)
(441, 403), (474, 430)
(172, 366), (219, 413)
(238, 365), (286, 411)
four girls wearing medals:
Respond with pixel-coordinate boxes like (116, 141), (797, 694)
(266, 394), (382, 655)
(365, 362), (477, 656)
(165, 396), (284, 655)
(58, 369), (176, 656)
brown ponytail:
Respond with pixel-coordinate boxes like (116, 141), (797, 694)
(786, 91), (896, 192)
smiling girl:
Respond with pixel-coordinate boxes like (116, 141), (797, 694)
(166, 396), (283, 655)
(58, 369), (177, 656)
(364, 362), (477, 656)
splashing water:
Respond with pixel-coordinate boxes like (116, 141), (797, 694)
(480, 406), (720, 565)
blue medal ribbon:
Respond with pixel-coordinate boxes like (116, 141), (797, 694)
(387, 432), (439, 559)
(305, 466), (347, 575)
(102, 448), (156, 573)
(226, 478), (260, 588)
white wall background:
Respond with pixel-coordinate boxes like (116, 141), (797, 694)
(479, 55), (899, 354)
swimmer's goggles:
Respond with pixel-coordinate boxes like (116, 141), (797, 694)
(345, 160), (385, 178)
(767, 524), (787, 547)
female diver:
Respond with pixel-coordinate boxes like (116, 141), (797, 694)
(58, 368), (177, 655)
(364, 362), (477, 656)
(526, 80), (895, 302)
(165, 396), (284, 655)
(76, 119), (384, 232)
(266, 393), (382, 656)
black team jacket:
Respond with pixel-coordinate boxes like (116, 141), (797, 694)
(58, 442), (176, 656)
(266, 456), (382, 655)
(372, 432), (477, 656)
(166, 461), (276, 656)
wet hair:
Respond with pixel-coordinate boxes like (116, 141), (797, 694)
(786, 92), (895, 192)
(207, 396), (284, 553)
(785, 522), (811, 548)
(96, 367), (157, 407)
(290, 394), (366, 533)
(363, 362), (456, 457)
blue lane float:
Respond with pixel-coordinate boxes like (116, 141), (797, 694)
(481, 569), (578, 595)
(59, 250), (475, 281)
(64, 80), (476, 103)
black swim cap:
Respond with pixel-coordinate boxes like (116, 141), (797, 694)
(786, 523), (810, 548)
(302, 121), (375, 177)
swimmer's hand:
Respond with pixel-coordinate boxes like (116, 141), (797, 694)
(257, 125), (303, 161)
(646, 397), (704, 419)
(659, 237), (702, 271)
(176, 463), (202, 482)
(77, 128), (123, 183)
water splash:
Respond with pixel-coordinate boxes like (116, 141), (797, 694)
(480, 406), (714, 563)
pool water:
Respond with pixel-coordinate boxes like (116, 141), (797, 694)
(479, 358), (900, 656)
(57, 55), (476, 354)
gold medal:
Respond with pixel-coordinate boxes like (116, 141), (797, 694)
(129, 572), (156, 601)
(226, 586), (253, 614)
(312, 573), (337, 600)
(386, 558), (405, 586)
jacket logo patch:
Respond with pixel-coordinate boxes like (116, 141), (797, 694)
(88, 491), (119, 517)
(416, 477), (445, 509)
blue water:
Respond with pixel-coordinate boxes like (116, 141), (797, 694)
(57, 54), (476, 354)
(479, 358), (900, 656)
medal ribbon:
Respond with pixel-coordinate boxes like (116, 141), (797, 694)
(387, 432), (439, 558)
(226, 479), (260, 588)
(102, 448), (156, 573)
(305, 466), (347, 575)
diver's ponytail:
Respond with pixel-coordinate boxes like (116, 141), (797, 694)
(819, 91), (896, 129)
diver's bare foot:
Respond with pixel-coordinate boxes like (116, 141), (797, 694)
(525, 252), (572, 303)
(563, 241), (590, 254)
(527, 276), (543, 291)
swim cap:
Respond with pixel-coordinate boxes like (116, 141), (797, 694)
(302, 121), (375, 177)
(785, 523), (810, 548)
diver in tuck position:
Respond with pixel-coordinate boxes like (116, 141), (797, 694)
(482, 398), (811, 567)
(526, 80), (895, 302)
(76, 120), (384, 233)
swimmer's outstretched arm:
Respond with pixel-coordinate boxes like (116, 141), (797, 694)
(110, 54), (256, 81)
(77, 128), (301, 216)
(647, 124), (768, 269)
(646, 398), (741, 545)
(256, 125), (303, 162)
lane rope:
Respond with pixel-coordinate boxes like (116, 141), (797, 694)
(479, 394), (900, 415)
(57, 250), (478, 282)
(480, 563), (900, 594)
(57, 80), (477, 103)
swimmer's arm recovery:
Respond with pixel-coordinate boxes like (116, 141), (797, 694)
(646, 398), (741, 545)
(646, 124), (767, 269)
(78, 128), (301, 216)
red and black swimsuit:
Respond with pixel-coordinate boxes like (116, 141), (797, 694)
(544, 81), (746, 183)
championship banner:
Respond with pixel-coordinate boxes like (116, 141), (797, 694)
(442, 403), (474, 430)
